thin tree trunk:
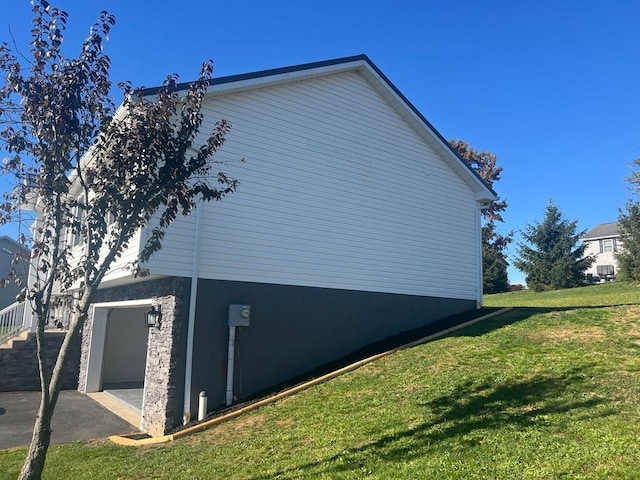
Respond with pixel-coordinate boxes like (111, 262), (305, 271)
(18, 307), (53, 480)
(18, 394), (54, 480)
(17, 306), (85, 480)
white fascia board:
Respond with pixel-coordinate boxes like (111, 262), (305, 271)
(580, 234), (622, 241)
(202, 60), (368, 97)
(474, 191), (500, 205)
(92, 298), (153, 309)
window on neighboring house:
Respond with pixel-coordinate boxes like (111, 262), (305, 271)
(597, 265), (615, 276)
(600, 238), (617, 253)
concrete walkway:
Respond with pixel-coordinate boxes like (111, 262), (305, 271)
(87, 389), (142, 428)
(0, 391), (139, 450)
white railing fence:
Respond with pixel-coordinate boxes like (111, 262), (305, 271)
(0, 302), (27, 345)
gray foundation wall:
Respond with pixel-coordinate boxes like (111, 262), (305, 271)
(76, 275), (474, 433)
(190, 279), (475, 412)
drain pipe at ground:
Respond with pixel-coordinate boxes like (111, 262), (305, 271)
(198, 391), (208, 421)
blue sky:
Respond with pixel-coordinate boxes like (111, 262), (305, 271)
(1, 0), (639, 285)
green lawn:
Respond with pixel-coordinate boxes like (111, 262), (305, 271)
(484, 281), (640, 308)
(2, 282), (640, 479)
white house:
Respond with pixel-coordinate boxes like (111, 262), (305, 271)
(22, 55), (497, 436)
(582, 222), (621, 281)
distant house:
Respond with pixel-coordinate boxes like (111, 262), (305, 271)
(19, 55), (497, 437)
(582, 222), (621, 281)
(0, 236), (28, 310)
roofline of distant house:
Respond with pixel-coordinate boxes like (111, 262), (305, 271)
(581, 222), (621, 241)
(138, 54), (497, 198)
(0, 235), (28, 254)
(581, 233), (622, 241)
(0, 235), (20, 245)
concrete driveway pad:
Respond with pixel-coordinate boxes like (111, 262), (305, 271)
(0, 391), (138, 450)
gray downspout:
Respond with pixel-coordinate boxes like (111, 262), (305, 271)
(476, 202), (484, 309)
(182, 203), (203, 424)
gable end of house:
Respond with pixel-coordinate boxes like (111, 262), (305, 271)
(139, 54), (496, 204)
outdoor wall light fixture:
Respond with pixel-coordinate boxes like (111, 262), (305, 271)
(145, 305), (162, 329)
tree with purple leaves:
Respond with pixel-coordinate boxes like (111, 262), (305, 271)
(0, 2), (237, 478)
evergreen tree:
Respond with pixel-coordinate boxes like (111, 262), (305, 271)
(514, 201), (593, 291)
(450, 139), (512, 293)
(482, 221), (510, 293)
(617, 159), (640, 281)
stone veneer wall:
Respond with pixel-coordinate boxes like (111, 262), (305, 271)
(0, 331), (81, 392)
(78, 276), (191, 436)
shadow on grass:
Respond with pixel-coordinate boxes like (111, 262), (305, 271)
(212, 304), (632, 420)
(233, 306), (614, 409)
(266, 304), (625, 391)
(250, 367), (612, 479)
(241, 308), (505, 404)
(450, 307), (544, 337)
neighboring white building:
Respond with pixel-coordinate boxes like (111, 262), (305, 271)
(0, 236), (28, 310)
(22, 55), (497, 436)
(582, 222), (621, 281)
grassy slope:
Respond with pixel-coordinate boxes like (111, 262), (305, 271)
(2, 283), (640, 479)
(484, 282), (640, 308)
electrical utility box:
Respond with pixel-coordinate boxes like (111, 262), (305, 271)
(228, 304), (251, 327)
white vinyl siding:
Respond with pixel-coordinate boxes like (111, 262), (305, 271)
(95, 228), (143, 284)
(146, 70), (480, 300)
(59, 227), (143, 290)
(141, 213), (197, 278)
(583, 237), (622, 278)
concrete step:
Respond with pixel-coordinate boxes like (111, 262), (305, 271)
(0, 330), (67, 349)
(0, 330), (30, 349)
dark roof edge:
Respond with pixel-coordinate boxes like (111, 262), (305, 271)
(138, 54), (496, 197)
(138, 54), (370, 97)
